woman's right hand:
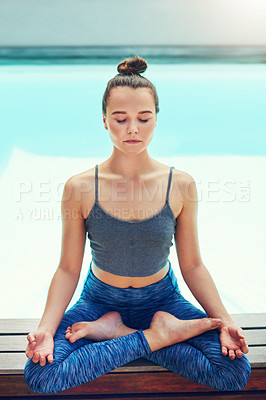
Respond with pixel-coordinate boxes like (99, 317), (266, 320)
(25, 330), (54, 366)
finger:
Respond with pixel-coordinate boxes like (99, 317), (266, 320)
(47, 354), (54, 364)
(236, 327), (245, 339)
(27, 340), (37, 352)
(26, 341), (36, 359)
(27, 340), (36, 353)
(25, 344), (30, 357)
(32, 352), (40, 364)
(65, 331), (71, 339)
(40, 356), (46, 367)
(240, 338), (249, 354)
(236, 349), (243, 358)
(30, 341), (37, 349)
(221, 346), (228, 356)
(229, 350), (235, 360)
(27, 334), (36, 344)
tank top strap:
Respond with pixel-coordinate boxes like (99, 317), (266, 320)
(95, 164), (98, 202)
(166, 166), (175, 203)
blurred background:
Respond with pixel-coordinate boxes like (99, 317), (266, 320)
(0, 0), (265, 317)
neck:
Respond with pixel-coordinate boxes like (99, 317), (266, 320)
(105, 149), (156, 179)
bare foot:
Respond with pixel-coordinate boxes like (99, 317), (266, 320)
(65, 311), (137, 343)
(143, 311), (222, 352)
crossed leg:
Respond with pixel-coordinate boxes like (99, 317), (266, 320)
(141, 292), (251, 391)
(24, 290), (251, 394)
(24, 298), (151, 394)
(24, 295), (222, 394)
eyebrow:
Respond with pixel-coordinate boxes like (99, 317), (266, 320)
(111, 111), (153, 115)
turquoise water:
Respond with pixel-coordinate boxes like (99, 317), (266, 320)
(0, 63), (265, 175)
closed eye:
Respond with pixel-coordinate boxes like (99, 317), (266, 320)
(117, 119), (149, 123)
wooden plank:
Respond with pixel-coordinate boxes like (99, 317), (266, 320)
(116, 347), (264, 370)
(0, 314), (264, 336)
(18, 395), (264, 400)
(0, 396), (262, 399)
(0, 315), (265, 398)
(0, 369), (265, 397)
(108, 395), (266, 400)
(0, 336), (28, 352)
(0, 314), (265, 334)
(1, 346), (265, 375)
(0, 353), (166, 374)
(0, 392), (265, 400)
(246, 347), (266, 368)
(114, 346), (266, 370)
(231, 313), (266, 329)
(0, 353), (27, 374)
(0, 319), (40, 334)
(244, 329), (266, 346)
(1, 329), (265, 353)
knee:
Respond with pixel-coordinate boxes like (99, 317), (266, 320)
(24, 358), (60, 394)
(216, 355), (251, 391)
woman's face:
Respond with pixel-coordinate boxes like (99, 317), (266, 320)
(103, 86), (157, 154)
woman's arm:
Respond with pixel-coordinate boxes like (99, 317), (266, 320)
(26, 177), (87, 365)
(37, 267), (81, 336)
(174, 173), (249, 359)
(37, 178), (86, 335)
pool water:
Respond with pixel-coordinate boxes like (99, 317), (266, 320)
(0, 63), (265, 318)
(0, 64), (265, 167)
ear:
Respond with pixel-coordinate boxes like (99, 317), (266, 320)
(102, 113), (108, 130)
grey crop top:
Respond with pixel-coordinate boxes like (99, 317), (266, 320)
(84, 164), (177, 277)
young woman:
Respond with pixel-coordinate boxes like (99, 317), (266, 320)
(24, 56), (251, 394)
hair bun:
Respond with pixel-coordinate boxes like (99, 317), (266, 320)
(117, 56), (147, 75)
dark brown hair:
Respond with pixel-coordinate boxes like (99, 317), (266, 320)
(102, 56), (159, 116)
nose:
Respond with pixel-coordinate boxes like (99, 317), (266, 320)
(127, 120), (138, 134)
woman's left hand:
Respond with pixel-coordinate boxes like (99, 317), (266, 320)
(219, 323), (249, 360)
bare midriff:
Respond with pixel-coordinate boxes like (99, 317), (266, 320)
(91, 260), (170, 288)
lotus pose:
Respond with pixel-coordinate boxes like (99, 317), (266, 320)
(24, 56), (251, 394)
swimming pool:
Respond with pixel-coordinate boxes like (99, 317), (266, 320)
(0, 63), (265, 168)
(0, 59), (265, 318)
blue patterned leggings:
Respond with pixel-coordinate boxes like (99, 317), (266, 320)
(24, 261), (251, 393)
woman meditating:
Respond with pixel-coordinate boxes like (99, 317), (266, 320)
(24, 56), (251, 394)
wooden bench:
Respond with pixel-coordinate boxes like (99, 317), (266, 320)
(0, 313), (265, 399)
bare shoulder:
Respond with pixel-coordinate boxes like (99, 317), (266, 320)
(171, 167), (195, 188)
(155, 160), (191, 182)
(65, 166), (95, 188)
(62, 167), (96, 216)
(171, 168), (198, 203)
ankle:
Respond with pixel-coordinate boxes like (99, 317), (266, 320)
(142, 328), (163, 352)
(113, 323), (137, 339)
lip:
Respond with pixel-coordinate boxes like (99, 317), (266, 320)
(124, 140), (142, 143)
